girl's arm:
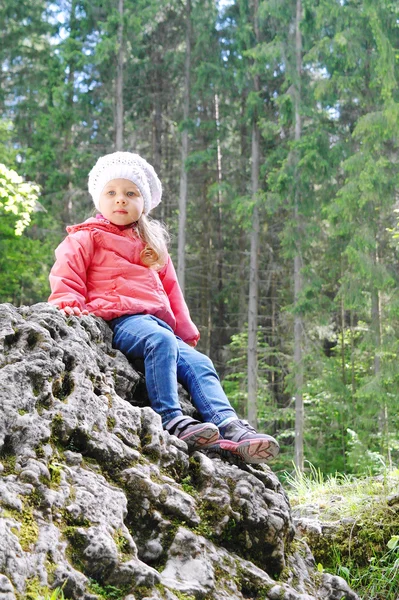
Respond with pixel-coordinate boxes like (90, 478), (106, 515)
(48, 233), (92, 312)
(159, 256), (200, 346)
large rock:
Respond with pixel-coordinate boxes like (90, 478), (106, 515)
(0, 303), (359, 600)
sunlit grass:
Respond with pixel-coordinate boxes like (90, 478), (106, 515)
(282, 461), (399, 517)
(332, 538), (399, 600)
(29, 588), (65, 600)
(282, 462), (399, 599)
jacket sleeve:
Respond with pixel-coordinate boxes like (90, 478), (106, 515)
(159, 255), (200, 346)
(48, 232), (93, 311)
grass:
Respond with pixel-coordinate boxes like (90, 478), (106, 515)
(282, 462), (399, 599)
(283, 461), (399, 517)
(42, 590), (65, 600)
(23, 584), (66, 600)
(331, 538), (399, 599)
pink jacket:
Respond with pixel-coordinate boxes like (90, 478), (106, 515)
(48, 218), (200, 345)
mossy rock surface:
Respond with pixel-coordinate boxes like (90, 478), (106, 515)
(0, 303), (359, 600)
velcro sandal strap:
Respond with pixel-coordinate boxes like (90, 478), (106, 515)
(165, 415), (201, 437)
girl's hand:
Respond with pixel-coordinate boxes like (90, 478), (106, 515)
(60, 306), (89, 317)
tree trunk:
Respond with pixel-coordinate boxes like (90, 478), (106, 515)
(62, 0), (77, 225)
(214, 93), (225, 363)
(372, 244), (392, 468)
(247, 122), (260, 427)
(247, 0), (260, 428)
(350, 309), (356, 416)
(294, 0), (304, 472)
(239, 92), (248, 324)
(177, 0), (191, 292)
(152, 88), (162, 216)
(340, 258), (346, 386)
(115, 0), (124, 151)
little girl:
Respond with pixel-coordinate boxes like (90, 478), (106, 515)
(48, 151), (279, 464)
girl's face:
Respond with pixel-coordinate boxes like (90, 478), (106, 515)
(99, 178), (144, 226)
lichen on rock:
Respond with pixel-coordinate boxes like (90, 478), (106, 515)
(0, 303), (359, 600)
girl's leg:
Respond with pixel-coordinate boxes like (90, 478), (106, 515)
(110, 315), (219, 447)
(176, 340), (280, 464)
(176, 340), (237, 426)
(111, 314), (183, 425)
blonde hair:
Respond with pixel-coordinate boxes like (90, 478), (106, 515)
(136, 214), (169, 270)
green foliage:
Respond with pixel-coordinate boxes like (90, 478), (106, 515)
(0, 122), (18, 165)
(87, 580), (128, 600)
(22, 577), (65, 600)
(284, 464), (399, 600)
(222, 328), (285, 418)
(288, 468), (399, 599)
(8, 500), (39, 553)
(25, 585), (65, 600)
(334, 540), (399, 600)
(2, 0), (399, 478)
(0, 211), (59, 305)
(0, 164), (39, 236)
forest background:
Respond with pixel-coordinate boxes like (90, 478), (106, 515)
(1, 0), (399, 478)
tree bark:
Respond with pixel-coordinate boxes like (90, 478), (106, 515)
(372, 243), (392, 468)
(62, 0), (77, 225)
(340, 258), (346, 386)
(214, 93), (225, 363)
(239, 92), (248, 324)
(152, 88), (162, 215)
(247, 0), (260, 428)
(294, 0), (304, 472)
(115, 0), (124, 151)
(177, 0), (191, 293)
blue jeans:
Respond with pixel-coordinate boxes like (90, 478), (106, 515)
(109, 314), (237, 427)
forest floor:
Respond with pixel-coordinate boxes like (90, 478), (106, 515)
(283, 466), (399, 600)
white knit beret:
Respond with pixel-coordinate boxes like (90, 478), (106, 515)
(88, 151), (162, 214)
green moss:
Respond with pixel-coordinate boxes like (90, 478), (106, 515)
(50, 413), (65, 445)
(36, 392), (54, 413)
(81, 456), (99, 469)
(63, 527), (87, 571)
(19, 576), (47, 600)
(122, 497), (180, 571)
(0, 454), (16, 475)
(30, 372), (44, 397)
(3, 507), (19, 520)
(35, 444), (45, 459)
(180, 475), (197, 496)
(45, 554), (58, 585)
(180, 454), (213, 491)
(113, 529), (131, 556)
(234, 563), (273, 599)
(61, 508), (91, 529)
(169, 592), (196, 600)
(18, 408), (29, 415)
(65, 428), (91, 454)
(9, 502), (39, 552)
(107, 416), (116, 430)
(0, 434), (16, 474)
(52, 373), (74, 402)
(87, 580), (129, 600)
(19, 579), (66, 600)
(194, 499), (231, 540)
(48, 462), (62, 487)
(302, 503), (399, 570)
(29, 488), (44, 508)
(132, 586), (153, 600)
(26, 330), (42, 349)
